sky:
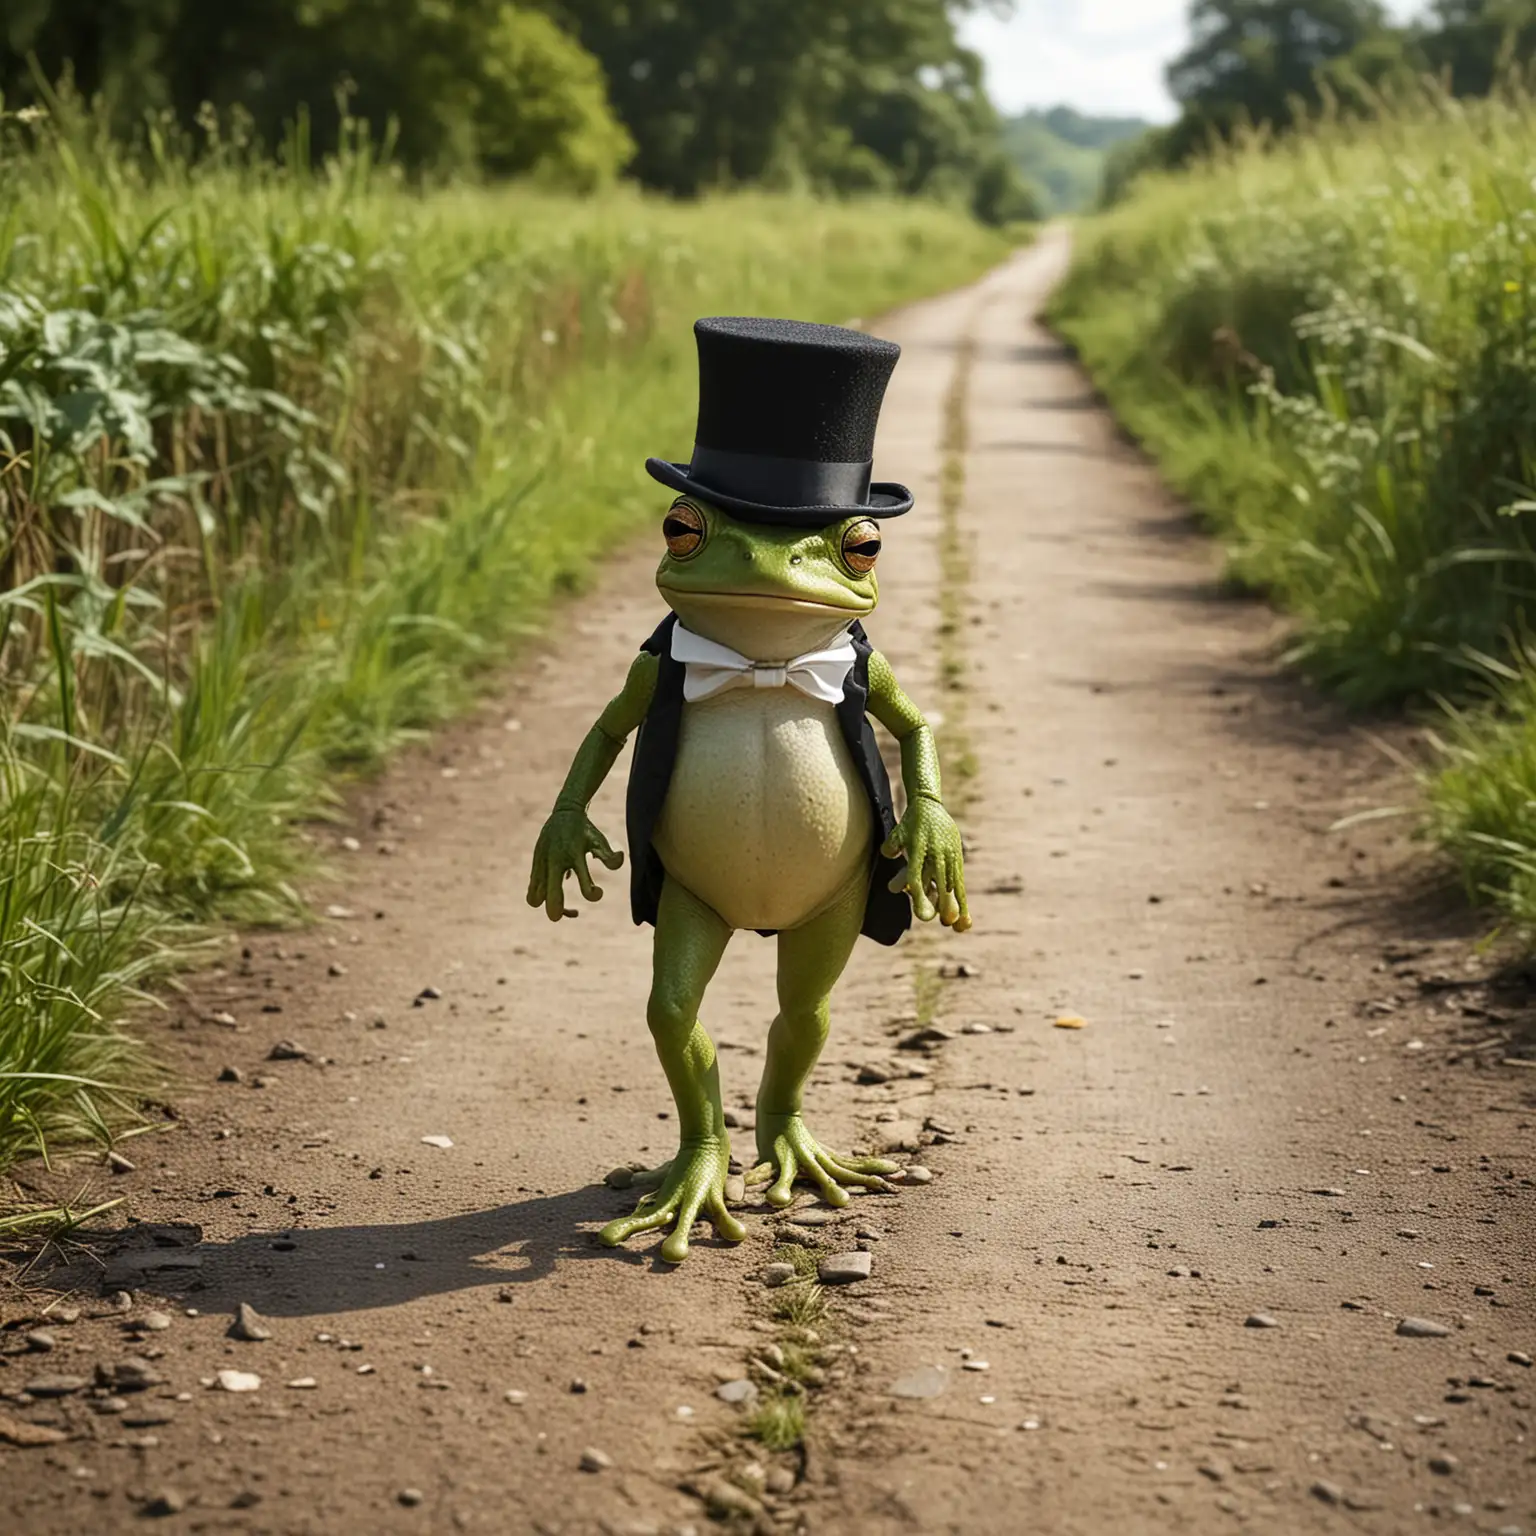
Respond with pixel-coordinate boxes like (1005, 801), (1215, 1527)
(959, 0), (1430, 123)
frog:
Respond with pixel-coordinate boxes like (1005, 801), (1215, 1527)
(524, 315), (970, 1263)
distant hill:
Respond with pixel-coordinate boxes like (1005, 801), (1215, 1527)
(1002, 107), (1152, 214)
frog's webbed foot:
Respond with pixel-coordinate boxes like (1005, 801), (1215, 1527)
(598, 1138), (746, 1264)
(746, 1114), (900, 1208)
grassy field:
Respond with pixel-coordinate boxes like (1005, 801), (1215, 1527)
(0, 107), (1012, 1186)
(1050, 84), (1536, 935)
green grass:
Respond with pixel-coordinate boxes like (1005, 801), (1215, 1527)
(746, 1392), (807, 1453)
(1048, 80), (1536, 936)
(0, 101), (1013, 1179)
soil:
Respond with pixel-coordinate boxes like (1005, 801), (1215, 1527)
(3, 231), (1533, 1536)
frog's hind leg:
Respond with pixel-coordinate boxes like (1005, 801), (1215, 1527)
(598, 876), (747, 1264)
(748, 873), (901, 1208)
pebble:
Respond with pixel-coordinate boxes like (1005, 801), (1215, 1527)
(1053, 1014), (1088, 1030)
(1509, 1351), (1532, 1368)
(1396, 1316), (1453, 1338)
(123, 1406), (177, 1428)
(818, 1252), (872, 1285)
(716, 1379), (758, 1405)
(24, 1374), (87, 1397)
(23, 1330), (56, 1353)
(504, 1390), (527, 1405)
(889, 1365), (948, 1400)
(142, 1490), (187, 1517)
(761, 1263), (797, 1288)
(286, 1378), (318, 1390)
(961, 1360), (990, 1373)
(398, 1488), (425, 1507)
(605, 1166), (635, 1189)
(218, 1066), (244, 1083)
(1311, 1480), (1344, 1505)
(267, 1039), (308, 1060)
(856, 1226), (884, 1242)
(420, 1135), (454, 1150)
(1428, 1453), (1460, 1475)
(723, 1175), (746, 1204)
(229, 1302), (272, 1342)
(215, 1369), (261, 1393)
(136, 1311), (173, 1333)
(784, 1208), (844, 1228)
(579, 1447), (613, 1473)
(897, 1165), (933, 1185)
(961, 1022), (992, 1035)
(765, 1467), (796, 1496)
(107, 1151), (136, 1174)
(1244, 1314), (1280, 1330)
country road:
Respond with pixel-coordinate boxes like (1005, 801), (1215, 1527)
(6, 231), (1534, 1536)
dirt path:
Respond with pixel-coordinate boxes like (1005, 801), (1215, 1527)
(5, 233), (1534, 1536)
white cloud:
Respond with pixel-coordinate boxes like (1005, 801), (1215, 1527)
(961, 0), (1433, 123)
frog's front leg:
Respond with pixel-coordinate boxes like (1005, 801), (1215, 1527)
(599, 876), (747, 1264)
(748, 873), (900, 1207)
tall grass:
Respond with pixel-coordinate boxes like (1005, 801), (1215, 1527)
(1049, 80), (1536, 934)
(0, 103), (1012, 1176)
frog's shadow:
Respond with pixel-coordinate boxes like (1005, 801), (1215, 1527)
(62, 1185), (753, 1318)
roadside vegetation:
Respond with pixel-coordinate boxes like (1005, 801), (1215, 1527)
(1051, 78), (1536, 933)
(0, 100), (1011, 1182)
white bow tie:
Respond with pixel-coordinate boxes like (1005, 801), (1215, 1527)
(671, 622), (856, 705)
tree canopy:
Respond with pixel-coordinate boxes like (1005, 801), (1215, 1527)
(1, 0), (1035, 220)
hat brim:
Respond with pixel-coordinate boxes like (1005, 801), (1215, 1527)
(645, 458), (913, 526)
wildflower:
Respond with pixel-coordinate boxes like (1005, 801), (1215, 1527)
(12, 106), (46, 125)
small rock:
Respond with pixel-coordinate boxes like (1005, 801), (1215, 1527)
(415, 986), (442, 1002)
(123, 1406), (176, 1428)
(327, 961), (347, 977)
(0, 1410), (69, 1446)
(398, 1488), (425, 1507)
(96, 1358), (161, 1392)
(761, 1263), (797, 1288)
(897, 1165), (933, 1185)
(24, 1374), (87, 1397)
(1508, 1351), (1532, 1368)
(579, 1447), (613, 1473)
(1053, 1014), (1087, 1030)
(716, 1379), (758, 1405)
(856, 1063), (893, 1084)
(229, 1302), (272, 1342)
(286, 1377), (318, 1390)
(135, 1311), (173, 1333)
(1428, 1453), (1460, 1475)
(818, 1252), (872, 1285)
(1311, 1480), (1344, 1505)
(898, 1026), (954, 1052)
(267, 1040), (308, 1060)
(783, 1207), (844, 1228)
(604, 1166), (635, 1189)
(94, 1397), (129, 1415)
(765, 1467), (796, 1495)
(209, 1011), (238, 1027)
(570, 1378), (588, 1394)
(1198, 1458), (1232, 1483)
(107, 1150), (136, 1174)
(961, 1021), (992, 1035)
(23, 1330), (55, 1353)
(215, 1369), (261, 1393)
(960, 1359), (990, 1372)
(420, 1135), (454, 1150)
(889, 1365), (948, 1400)
(142, 1490), (186, 1517)
(856, 1226), (883, 1242)
(217, 1066), (243, 1083)
(1396, 1316), (1453, 1338)
(504, 1390), (527, 1405)
(1244, 1314), (1280, 1330)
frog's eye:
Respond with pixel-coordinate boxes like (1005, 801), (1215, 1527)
(841, 519), (881, 574)
(664, 500), (705, 558)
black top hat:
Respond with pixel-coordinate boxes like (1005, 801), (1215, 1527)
(645, 316), (913, 527)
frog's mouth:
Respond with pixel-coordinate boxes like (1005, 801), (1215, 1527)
(657, 585), (873, 615)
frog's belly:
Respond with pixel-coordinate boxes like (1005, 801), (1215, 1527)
(652, 690), (873, 932)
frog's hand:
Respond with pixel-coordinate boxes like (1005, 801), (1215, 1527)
(526, 811), (625, 922)
(883, 803), (971, 932)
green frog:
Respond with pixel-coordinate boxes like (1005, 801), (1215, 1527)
(525, 315), (970, 1263)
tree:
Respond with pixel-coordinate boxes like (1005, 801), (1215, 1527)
(1162, 0), (1389, 159)
(1, 0), (633, 187)
(1421, 0), (1536, 96)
